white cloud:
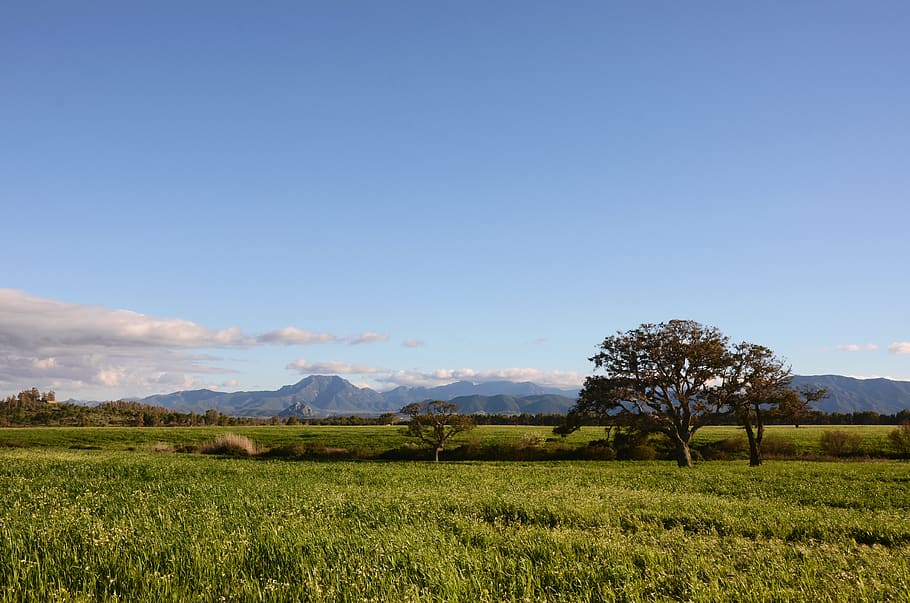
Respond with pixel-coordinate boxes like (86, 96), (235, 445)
(257, 327), (338, 345)
(0, 289), (387, 398)
(837, 343), (879, 352)
(377, 367), (584, 389)
(0, 289), (253, 350)
(401, 339), (425, 348)
(286, 360), (384, 375)
(285, 358), (584, 390)
(346, 332), (390, 345)
(531, 338), (548, 345)
(889, 342), (910, 355)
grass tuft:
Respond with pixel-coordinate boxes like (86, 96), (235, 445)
(201, 433), (260, 457)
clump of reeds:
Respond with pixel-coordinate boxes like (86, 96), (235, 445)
(201, 433), (260, 457)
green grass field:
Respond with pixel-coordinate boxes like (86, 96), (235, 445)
(0, 424), (901, 458)
(0, 426), (908, 601)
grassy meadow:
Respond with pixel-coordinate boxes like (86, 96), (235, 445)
(0, 423), (903, 458)
(0, 426), (908, 601)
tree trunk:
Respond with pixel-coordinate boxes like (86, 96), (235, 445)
(744, 422), (762, 466)
(434, 447), (442, 462)
(674, 439), (693, 468)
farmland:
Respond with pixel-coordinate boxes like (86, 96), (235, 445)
(0, 426), (908, 602)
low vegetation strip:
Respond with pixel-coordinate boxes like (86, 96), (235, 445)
(0, 424), (905, 461)
(0, 449), (907, 602)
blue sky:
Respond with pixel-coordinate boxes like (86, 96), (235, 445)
(2, 1), (909, 400)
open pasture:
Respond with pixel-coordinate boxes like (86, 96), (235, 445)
(0, 445), (908, 602)
(0, 424), (901, 459)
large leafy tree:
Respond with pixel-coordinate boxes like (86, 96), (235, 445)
(717, 343), (793, 466)
(573, 320), (730, 467)
(400, 400), (474, 462)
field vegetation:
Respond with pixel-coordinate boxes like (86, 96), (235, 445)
(1, 424), (907, 461)
(0, 444), (907, 602)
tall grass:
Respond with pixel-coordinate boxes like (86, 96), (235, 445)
(0, 449), (907, 601)
(200, 432), (261, 456)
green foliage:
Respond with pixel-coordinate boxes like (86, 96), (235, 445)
(2, 424), (907, 462)
(890, 422), (910, 456)
(576, 320), (734, 467)
(401, 400), (475, 461)
(819, 430), (865, 457)
(0, 391), (243, 428)
(0, 450), (908, 601)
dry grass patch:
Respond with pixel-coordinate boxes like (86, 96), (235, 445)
(201, 433), (261, 457)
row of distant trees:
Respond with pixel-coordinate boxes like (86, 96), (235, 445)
(0, 392), (260, 428)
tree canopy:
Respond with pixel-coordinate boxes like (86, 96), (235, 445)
(401, 400), (474, 462)
(716, 343), (793, 466)
(569, 320), (832, 467)
(573, 320), (730, 467)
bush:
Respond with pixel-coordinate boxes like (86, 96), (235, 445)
(819, 430), (863, 457)
(201, 433), (260, 457)
(699, 437), (748, 461)
(888, 422), (910, 457)
(761, 435), (798, 458)
(619, 444), (657, 461)
(263, 443), (354, 460)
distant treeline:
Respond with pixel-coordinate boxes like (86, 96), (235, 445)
(2, 388), (910, 428)
(0, 390), (262, 428)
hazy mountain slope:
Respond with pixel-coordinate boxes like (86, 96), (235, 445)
(791, 375), (910, 415)
(140, 374), (910, 417)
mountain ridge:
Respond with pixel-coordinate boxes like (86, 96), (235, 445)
(138, 374), (910, 418)
(140, 375), (580, 417)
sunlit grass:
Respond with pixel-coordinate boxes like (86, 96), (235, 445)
(0, 449), (907, 601)
(0, 424), (899, 457)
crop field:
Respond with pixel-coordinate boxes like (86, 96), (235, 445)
(0, 427), (908, 602)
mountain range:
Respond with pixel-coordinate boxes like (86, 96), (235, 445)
(138, 374), (910, 418)
(140, 376), (580, 418)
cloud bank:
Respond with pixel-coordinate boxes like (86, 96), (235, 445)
(0, 289), (389, 397)
(286, 358), (583, 390)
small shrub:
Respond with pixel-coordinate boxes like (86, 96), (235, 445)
(618, 444), (657, 461)
(582, 445), (617, 461)
(699, 437), (748, 461)
(201, 433), (260, 457)
(761, 435), (798, 458)
(888, 422), (910, 456)
(819, 430), (863, 457)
